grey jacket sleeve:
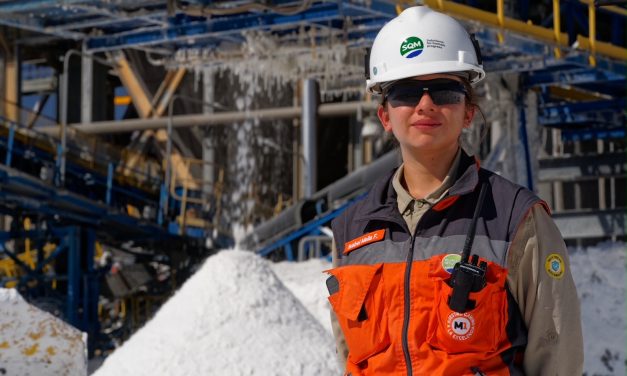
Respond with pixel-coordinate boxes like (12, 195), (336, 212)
(330, 239), (349, 369)
(506, 204), (584, 375)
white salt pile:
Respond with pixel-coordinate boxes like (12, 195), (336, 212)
(570, 241), (626, 375)
(94, 250), (339, 376)
(91, 242), (624, 376)
(0, 288), (87, 376)
(270, 257), (333, 334)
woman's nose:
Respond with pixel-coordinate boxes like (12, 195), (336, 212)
(415, 91), (436, 112)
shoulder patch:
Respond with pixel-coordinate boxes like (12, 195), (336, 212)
(344, 229), (386, 255)
(545, 253), (565, 279)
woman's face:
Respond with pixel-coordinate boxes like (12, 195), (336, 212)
(377, 73), (475, 157)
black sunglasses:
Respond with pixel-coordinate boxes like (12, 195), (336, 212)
(383, 79), (468, 108)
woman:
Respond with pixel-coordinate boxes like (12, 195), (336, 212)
(327, 6), (583, 376)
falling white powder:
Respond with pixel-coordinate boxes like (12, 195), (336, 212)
(0, 288), (87, 376)
(93, 250), (339, 376)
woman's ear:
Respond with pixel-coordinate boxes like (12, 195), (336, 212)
(463, 105), (476, 128)
(377, 104), (393, 132)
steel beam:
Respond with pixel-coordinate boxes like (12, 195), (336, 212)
(541, 98), (626, 113)
(538, 152), (627, 181)
(524, 60), (626, 83)
(0, 0), (87, 13)
(22, 77), (57, 94)
(110, 51), (153, 119)
(560, 127), (625, 141)
(553, 209), (626, 239)
(424, 0), (627, 62)
(85, 2), (374, 51)
(3, 48), (19, 124)
(65, 226), (80, 327)
(0, 20), (83, 40)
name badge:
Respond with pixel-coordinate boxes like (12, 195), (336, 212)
(344, 229), (386, 255)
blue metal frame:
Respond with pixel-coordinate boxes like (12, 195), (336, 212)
(85, 2), (395, 51)
(0, 224), (99, 355)
(256, 192), (367, 258)
(0, 101), (232, 248)
(5, 123), (15, 167)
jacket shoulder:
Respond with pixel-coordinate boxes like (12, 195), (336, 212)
(331, 170), (396, 255)
(481, 169), (545, 236)
(331, 196), (368, 255)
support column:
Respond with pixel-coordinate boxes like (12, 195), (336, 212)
(292, 85), (300, 200)
(598, 139), (607, 210)
(3, 43), (20, 124)
(202, 68), (215, 197)
(552, 127), (564, 211)
(81, 52), (93, 124)
(351, 107), (364, 171)
(65, 226), (81, 329)
(81, 228), (98, 358)
(361, 115), (380, 165)
(301, 79), (318, 198)
(66, 58), (82, 125)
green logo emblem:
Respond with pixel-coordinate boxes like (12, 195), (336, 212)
(442, 254), (462, 274)
(400, 36), (424, 58)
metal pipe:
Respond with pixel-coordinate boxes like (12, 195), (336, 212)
(40, 100), (378, 135)
(60, 49), (117, 185)
(301, 79), (318, 198)
(81, 47), (93, 124)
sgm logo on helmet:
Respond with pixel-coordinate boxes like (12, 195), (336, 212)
(447, 312), (475, 341)
(400, 36), (424, 58)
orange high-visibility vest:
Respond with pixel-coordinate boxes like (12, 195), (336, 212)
(328, 152), (542, 376)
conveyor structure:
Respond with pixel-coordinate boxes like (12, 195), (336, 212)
(0, 0), (625, 356)
(0, 103), (233, 356)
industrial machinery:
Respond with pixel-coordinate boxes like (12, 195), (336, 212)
(0, 0), (624, 359)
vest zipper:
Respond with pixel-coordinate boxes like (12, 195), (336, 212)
(362, 214), (416, 374)
(400, 202), (441, 376)
(362, 208), (441, 375)
(401, 232), (417, 376)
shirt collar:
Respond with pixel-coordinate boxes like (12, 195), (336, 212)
(392, 148), (462, 214)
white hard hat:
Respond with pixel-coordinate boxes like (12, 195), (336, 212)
(366, 6), (485, 94)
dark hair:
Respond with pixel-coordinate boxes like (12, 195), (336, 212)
(460, 78), (488, 145)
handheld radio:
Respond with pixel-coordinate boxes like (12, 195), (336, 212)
(447, 183), (489, 313)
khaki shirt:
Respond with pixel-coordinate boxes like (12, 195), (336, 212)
(392, 149), (461, 235)
(330, 154), (583, 375)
